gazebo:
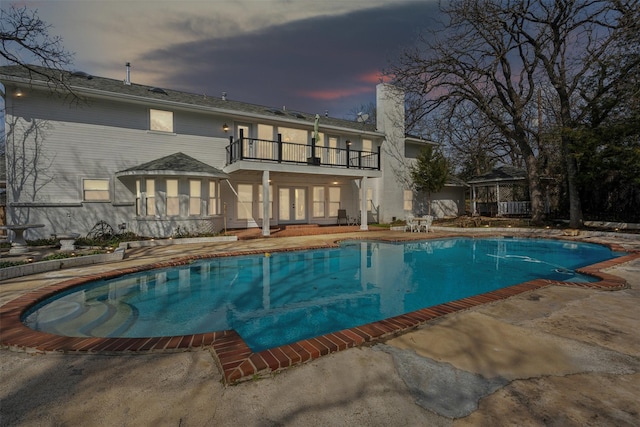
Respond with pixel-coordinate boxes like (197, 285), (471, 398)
(467, 166), (531, 217)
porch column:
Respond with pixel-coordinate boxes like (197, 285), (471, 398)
(471, 185), (476, 215)
(360, 177), (369, 231)
(262, 170), (270, 236)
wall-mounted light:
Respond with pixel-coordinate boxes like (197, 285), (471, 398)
(346, 140), (352, 146)
(14, 89), (23, 98)
(223, 123), (229, 132)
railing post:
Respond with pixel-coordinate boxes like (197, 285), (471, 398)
(346, 141), (351, 168)
(277, 133), (283, 163)
(239, 129), (245, 160)
(358, 151), (362, 169)
(377, 146), (381, 170)
(228, 136), (234, 163)
(311, 137), (316, 160)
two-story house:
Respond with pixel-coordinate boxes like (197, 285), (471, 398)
(1, 65), (464, 239)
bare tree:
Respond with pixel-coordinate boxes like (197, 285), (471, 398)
(1, 5), (74, 91)
(347, 102), (376, 124)
(388, 0), (639, 226)
(428, 102), (515, 180)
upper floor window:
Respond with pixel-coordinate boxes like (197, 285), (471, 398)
(362, 139), (372, 153)
(150, 109), (173, 132)
(83, 179), (110, 202)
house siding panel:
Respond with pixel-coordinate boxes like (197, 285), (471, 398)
(5, 91), (229, 238)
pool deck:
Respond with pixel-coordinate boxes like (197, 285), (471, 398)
(2, 228), (640, 425)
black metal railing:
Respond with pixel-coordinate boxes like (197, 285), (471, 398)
(226, 134), (381, 170)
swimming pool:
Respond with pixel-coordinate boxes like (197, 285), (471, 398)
(23, 237), (621, 352)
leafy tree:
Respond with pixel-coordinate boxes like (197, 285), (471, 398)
(410, 145), (449, 215)
(388, 0), (639, 226)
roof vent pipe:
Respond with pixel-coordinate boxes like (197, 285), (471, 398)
(124, 62), (131, 85)
(221, 91), (227, 101)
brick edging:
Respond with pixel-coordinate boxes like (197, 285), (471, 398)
(1, 239), (637, 385)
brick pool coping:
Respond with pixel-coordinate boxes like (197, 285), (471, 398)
(1, 237), (638, 385)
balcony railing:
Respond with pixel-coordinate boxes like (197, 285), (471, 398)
(226, 136), (381, 170)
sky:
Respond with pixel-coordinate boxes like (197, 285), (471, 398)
(9, 0), (443, 118)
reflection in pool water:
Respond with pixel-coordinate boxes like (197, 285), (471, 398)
(23, 238), (621, 351)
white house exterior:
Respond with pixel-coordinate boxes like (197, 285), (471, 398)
(1, 65), (460, 239)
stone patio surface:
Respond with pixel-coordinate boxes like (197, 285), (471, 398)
(1, 229), (639, 426)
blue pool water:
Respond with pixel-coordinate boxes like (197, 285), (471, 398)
(23, 238), (621, 352)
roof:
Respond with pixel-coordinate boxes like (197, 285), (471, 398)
(0, 65), (379, 134)
(445, 175), (469, 187)
(467, 166), (527, 184)
(115, 152), (229, 179)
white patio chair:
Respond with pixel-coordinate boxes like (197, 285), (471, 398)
(405, 215), (419, 232)
(421, 215), (434, 233)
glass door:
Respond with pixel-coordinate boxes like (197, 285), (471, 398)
(278, 187), (307, 223)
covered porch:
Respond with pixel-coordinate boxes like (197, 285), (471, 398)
(221, 165), (381, 236)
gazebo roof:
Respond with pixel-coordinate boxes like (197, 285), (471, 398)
(467, 166), (527, 185)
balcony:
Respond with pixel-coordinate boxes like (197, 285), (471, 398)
(226, 137), (380, 171)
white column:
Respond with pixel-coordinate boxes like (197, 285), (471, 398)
(471, 185), (476, 215)
(262, 170), (270, 236)
(360, 176), (369, 230)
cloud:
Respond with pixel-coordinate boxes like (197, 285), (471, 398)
(25, 0), (442, 117)
(297, 86), (373, 101)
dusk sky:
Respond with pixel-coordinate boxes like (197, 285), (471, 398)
(14, 0), (444, 118)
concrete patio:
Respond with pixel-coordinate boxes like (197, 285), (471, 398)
(1, 229), (639, 426)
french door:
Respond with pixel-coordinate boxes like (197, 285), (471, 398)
(278, 187), (307, 223)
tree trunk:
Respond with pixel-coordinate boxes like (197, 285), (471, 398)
(562, 135), (583, 228)
(522, 150), (544, 224)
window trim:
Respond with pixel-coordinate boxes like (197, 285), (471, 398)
(82, 178), (111, 202)
(149, 108), (174, 133)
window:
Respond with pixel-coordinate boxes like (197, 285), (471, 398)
(362, 139), (372, 153)
(313, 186), (325, 217)
(146, 179), (156, 216)
(150, 109), (173, 132)
(258, 184), (273, 219)
(404, 190), (413, 211)
(208, 181), (219, 215)
(189, 179), (201, 216)
(237, 184), (253, 220)
(360, 187), (374, 211)
(327, 136), (338, 164)
(166, 179), (179, 216)
(257, 124), (275, 159)
(279, 127), (307, 162)
(328, 187), (340, 217)
(136, 180), (141, 215)
(315, 132), (325, 162)
(83, 179), (110, 202)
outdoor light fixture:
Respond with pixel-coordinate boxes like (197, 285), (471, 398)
(223, 123), (229, 132)
(346, 140), (352, 146)
(14, 89), (23, 97)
